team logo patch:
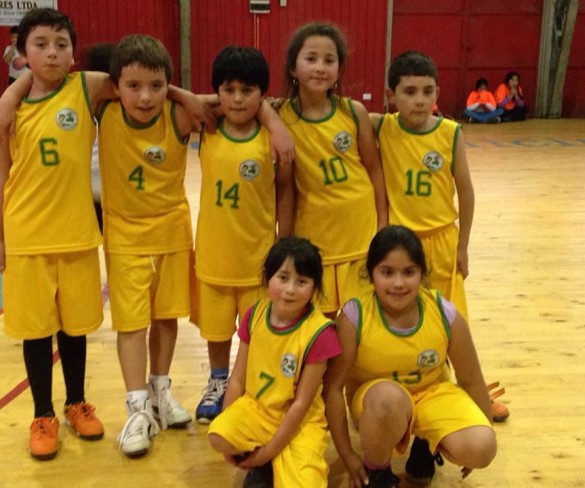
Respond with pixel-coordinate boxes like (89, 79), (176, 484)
(280, 353), (298, 378)
(55, 108), (78, 130)
(333, 131), (352, 153)
(422, 151), (443, 172)
(417, 349), (440, 369)
(239, 159), (260, 180)
(144, 146), (166, 164)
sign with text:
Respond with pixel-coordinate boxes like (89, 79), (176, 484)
(1, 1), (58, 26)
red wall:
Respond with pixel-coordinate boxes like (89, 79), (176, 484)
(564, 3), (585, 118)
(391, 0), (542, 118)
(0, 0), (181, 92)
(1, 1), (584, 117)
(190, 0), (388, 112)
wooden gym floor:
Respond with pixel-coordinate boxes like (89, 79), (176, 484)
(0, 118), (584, 487)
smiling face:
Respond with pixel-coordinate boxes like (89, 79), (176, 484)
(268, 257), (316, 323)
(291, 35), (339, 97)
(23, 25), (74, 84)
(387, 75), (439, 131)
(116, 63), (168, 125)
(218, 79), (263, 131)
(372, 246), (422, 315)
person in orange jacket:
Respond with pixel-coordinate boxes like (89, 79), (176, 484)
(463, 78), (503, 123)
(494, 71), (527, 122)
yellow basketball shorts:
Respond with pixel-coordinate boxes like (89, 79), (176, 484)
(419, 224), (468, 321)
(105, 250), (193, 332)
(350, 379), (492, 453)
(209, 394), (329, 488)
(191, 278), (264, 342)
(318, 257), (372, 314)
(3, 250), (103, 339)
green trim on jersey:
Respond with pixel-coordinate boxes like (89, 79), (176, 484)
(375, 293), (425, 337)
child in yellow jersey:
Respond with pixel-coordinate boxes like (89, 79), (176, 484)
(0, 8), (118, 461)
(278, 23), (388, 318)
(369, 49), (507, 476)
(208, 236), (341, 488)
(97, 34), (203, 458)
(193, 46), (295, 425)
(323, 226), (496, 488)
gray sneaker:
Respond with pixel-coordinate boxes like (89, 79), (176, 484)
(117, 397), (159, 458)
(149, 377), (191, 429)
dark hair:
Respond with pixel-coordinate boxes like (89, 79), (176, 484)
(211, 45), (269, 94)
(9, 25), (18, 35)
(283, 22), (347, 101)
(83, 43), (115, 73)
(263, 236), (324, 296)
(366, 226), (428, 280)
(475, 77), (488, 90)
(505, 71), (520, 84)
(387, 50), (438, 91)
(110, 34), (172, 85)
(17, 8), (76, 55)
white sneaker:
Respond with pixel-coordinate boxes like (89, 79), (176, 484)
(117, 397), (160, 457)
(149, 377), (191, 430)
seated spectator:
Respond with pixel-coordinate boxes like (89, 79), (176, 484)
(494, 71), (527, 122)
(463, 78), (503, 123)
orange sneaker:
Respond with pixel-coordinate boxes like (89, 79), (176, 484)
(64, 402), (104, 440)
(487, 381), (510, 422)
(30, 417), (59, 461)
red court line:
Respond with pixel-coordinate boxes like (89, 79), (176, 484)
(0, 283), (110, 411)
(0, 350), (61, 410)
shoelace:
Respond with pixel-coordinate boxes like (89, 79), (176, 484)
(117, 408), (160, 447)
(199, 378), (227, 407)
(70, 403), (96, 422)
(32, 418), (56, 437)
(156, 386), (182, 430)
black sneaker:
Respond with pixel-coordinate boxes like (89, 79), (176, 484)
(405, 437), (444, 486)
(364, 465), (399, 487)
(243, 462), (273, 488)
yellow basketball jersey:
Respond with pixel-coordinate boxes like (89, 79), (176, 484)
(5, 72), (100, 254)
(279, 97), (377, 264)
(98, 100), (192, 254)
(377, 113), (460, 233)
(346, 289), (452, 400)
(245, 298), (332, 424)
(195, 123), (276, 286)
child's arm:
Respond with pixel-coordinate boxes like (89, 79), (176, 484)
(322, 313), (369, 488)
(0, 139), (12, 271)
(453, 129), (475, 278)
(237, 360), (327, 469)
(257, 101), (295, 168)
(354, 102), (389, 229)
(222, 342), (248, 410)
(448, 312), (492, 420)
(167, 87), (218, 132)
(368, 112), (384, 132)
(0, 71), (33, 139)
(275, 159), (295, 238)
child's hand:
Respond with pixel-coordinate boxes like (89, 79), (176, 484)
(236, 446), (271, 469)
(344, 453), (368, 487)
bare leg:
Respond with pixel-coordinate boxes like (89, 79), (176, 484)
(149, 318), (178, 376)
(208, 338), (232, 370)
(359, 381), (412, 466)
(438, 426), (496, 469)
(117, 329), (148, 392)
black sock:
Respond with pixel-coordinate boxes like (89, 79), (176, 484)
(23, 337), (55, 418)
(56, 330), (86, 405)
